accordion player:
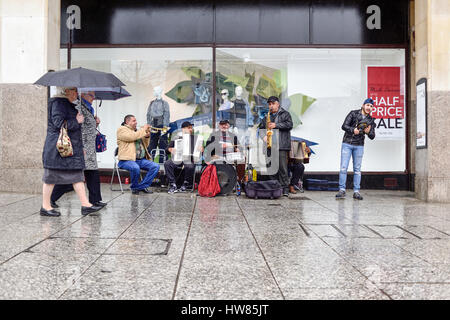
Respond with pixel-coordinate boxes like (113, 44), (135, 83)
(164, 121), (204, 193)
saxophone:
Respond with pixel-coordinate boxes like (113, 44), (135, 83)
(266, 111), (272, 149)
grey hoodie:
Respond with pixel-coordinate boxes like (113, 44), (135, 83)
(146, 98), (170, 127)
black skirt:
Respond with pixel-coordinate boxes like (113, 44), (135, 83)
(42, 169), (84, 184)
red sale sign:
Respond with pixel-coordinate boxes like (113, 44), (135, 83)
(367, 67), (404, 119)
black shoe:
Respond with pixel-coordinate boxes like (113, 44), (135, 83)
(81, 205), (103, 216)
(353, 192), (363, 200)
(179, 182), (191, 192)
(50, 200), (59, 208)
(168, 184), (178, 194)
(131, 189), (140, 195)
(94, 201), (107, 207)
(40, 207), (61, 217)
(283, 188), (289, 197)
(141, 188), (153, 194)
(335, 190), (346, 199)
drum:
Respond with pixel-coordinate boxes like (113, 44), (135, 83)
(215, 164), (237, 195)
(225, 152), (244, 163)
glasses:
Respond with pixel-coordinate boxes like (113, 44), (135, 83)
(221, 93), (227, 95)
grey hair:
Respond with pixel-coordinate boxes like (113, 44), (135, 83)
(52, 87), (77, 98)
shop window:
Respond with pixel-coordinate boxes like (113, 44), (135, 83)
(216, 48), (406, 172)
(60, 48), (213, 168)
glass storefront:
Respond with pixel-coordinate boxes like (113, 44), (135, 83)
(60, 47), (406, 173)
(60, 48), (213, 168)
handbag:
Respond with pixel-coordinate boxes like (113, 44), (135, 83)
(56, 121), (73, 157)
(96, 129), (107, 152)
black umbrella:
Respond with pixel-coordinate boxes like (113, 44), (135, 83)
(79, 87), (131, 101)
(34, 67), (125, 88)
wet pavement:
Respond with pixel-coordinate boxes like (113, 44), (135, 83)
(0, 185), (449, 300)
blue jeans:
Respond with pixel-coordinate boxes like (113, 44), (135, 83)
(338, 143), (364, 192)
(118, 159), (159, 191)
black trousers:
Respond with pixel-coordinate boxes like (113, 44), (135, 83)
(288, 162), (305, 186)
(164, 159), (195, 186)
(269, 150), (290, 190)
(148, 130), (168, 163)
(51, 170), (102, 204)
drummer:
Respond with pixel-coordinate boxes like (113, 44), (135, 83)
(204, 119), (241, 165)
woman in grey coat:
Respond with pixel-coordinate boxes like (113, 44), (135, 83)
(51, 90), (106, 208)
(41, 87), (102, 217)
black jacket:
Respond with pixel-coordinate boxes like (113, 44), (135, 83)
(258, 107), (293, 151)
(341, 109), (376, 146)
(42, 97), (85, 170)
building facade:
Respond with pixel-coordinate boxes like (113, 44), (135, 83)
(0, 0), (449, 202)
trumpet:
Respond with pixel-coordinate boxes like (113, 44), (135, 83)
(266, 112), (273, 149)
(149, 126), (169, 134)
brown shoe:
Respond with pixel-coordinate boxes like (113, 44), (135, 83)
(289, 185), (297, 194)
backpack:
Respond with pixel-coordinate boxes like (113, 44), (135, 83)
(198, 165), (221, 197)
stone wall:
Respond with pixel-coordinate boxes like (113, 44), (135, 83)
(0, 84), (48, 193)
(414, 0), (450, 202)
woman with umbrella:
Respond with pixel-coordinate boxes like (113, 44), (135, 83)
(41, 87), (103, 216)
(49, 89), (108, 209)
(35, 67), (126, 216)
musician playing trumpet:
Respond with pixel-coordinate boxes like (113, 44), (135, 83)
(164, 121), (203, 194)
(258, 96), (293, 197)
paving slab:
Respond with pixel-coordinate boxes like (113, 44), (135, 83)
(0, 188), (449, 300)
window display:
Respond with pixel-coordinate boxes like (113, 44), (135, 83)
(61, 47), (406, 173)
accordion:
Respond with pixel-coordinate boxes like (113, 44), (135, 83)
(289, 140), (309, 164)
(172, 134), (204, 163)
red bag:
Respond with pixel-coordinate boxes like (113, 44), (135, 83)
(198, 165), (221, 197)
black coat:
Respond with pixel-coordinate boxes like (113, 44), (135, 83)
(42, 97), (85, 170)
(258, 107), (293, 151)
(341, 109), (376, 146)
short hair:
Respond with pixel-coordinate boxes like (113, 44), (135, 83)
(267, 96), (280, 104)
(122, 114), (135, 126)
(53, 86), (77, 98)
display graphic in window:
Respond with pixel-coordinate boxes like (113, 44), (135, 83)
(367, 66), (405, 140)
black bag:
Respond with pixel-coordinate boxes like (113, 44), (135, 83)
(243, 180), (283, 199)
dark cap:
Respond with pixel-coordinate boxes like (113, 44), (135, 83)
(363, 98), (374, 106)
(181, 121), (193, 128)
(219, 119), (230, 125)
(267, 96), (279, 103)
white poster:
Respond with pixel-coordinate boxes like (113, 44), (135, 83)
(416, 79), (427, 148)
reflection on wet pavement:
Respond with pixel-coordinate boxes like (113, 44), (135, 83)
(0, 186), (449, 299)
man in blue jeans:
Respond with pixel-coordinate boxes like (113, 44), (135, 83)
(336, 98), (376, 200)
(116, 115), (160, 195)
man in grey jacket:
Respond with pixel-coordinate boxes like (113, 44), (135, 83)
(147, 86), (170, 163)
(259, 96), (293, 196)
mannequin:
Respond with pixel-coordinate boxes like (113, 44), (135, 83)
(218, 89), (234, 126)
(154, 86), (163, 99)
(218, 89), (234, 111)
(231, 86), (253, 129)
(147, 85), (170, 163)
